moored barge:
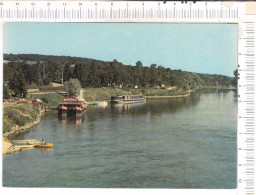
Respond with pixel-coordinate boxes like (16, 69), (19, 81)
(110, 95), (146, 104)
(58, 98), (86, 116)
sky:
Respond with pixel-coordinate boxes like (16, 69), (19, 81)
(4, 23), (237, 76)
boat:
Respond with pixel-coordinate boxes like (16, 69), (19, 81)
(110, 95), (146, 104)
(12, 139), (38, 143)
(13, 142), (29, 145)
(27, 141), (53, 148)
(58, 98), (87, 116)
(15, 145), (35, 149)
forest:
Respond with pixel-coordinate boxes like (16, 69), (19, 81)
(3, 54), (236, 98)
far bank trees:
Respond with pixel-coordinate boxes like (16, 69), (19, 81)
(3, 54), (236, 96)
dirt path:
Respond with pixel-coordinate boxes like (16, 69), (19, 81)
(77, 89), (85, 101)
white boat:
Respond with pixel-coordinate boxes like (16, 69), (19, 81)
(110, 95), (146, 104)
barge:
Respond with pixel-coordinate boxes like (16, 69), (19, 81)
(58, 98), (86, 117)
(110, 95), (146, 104)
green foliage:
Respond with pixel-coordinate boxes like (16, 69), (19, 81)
(83, 88), (130, 102)
(233, 69), (238, 86)
(63, 63), (73, 82)
(3, 83), (10, 99)
(30, 93), (63, 106)
(4, 54), (235, 91)
(15, 105), (32, 115)
(4, 106), (32, 126)
(83, 88), (187, 102)
(30, 108), (40, 120)
(64, 79), (81, 97)
(8, 65), (27, 98)
(43, 77), (51, 85)
(3, 105), (42, 133)
(142, 89), (187, 96)
(3, 122), (11, 133)
(40, 97), (48, 103)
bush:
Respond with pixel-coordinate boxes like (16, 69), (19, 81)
(3, 105), (41, 131)
(43, 78), (51, 85)
(4, 107), (32, 126)
(41, 97), (48, 103)
(64, 79), (81, 97)
(15, 105), (32, 115)
(3, 122), (11, 133)
(3, 84), (10, 99)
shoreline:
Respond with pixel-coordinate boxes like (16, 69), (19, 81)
(2, 107), (45, 155)
(145, 90), (193, 99)
(145, 93), (191, 99)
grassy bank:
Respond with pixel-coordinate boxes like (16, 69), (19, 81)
(28, 93), (64, 106)
(3, 104), (42, 134)
(83, 88), (189, 102)
(83, 88), (130, 102)
(26, 87), (189, 104)
(141, 88), (188, 96)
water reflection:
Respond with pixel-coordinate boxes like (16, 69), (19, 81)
(40, 147), (53, 155)
(109, 95), (201, 116)
(196, 88), (236, 95)
(55, 89), (237, 126)
(110, 102), (146, 112)
(58, 115), (85, 129)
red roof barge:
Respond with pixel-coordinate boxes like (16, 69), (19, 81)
(58, 98), (86, 116)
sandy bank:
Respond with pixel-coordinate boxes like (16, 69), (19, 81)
(2, 138), (22, 155)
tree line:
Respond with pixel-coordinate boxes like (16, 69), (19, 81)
(3, 54), (236, 98)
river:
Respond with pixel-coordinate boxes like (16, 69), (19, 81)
(3, 89), (237, 188)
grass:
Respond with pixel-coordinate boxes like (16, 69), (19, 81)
(141, 88), (188, 96)
(3, 104), (42, 133)
(28, 93), (64, 106)
(83, 88), (189, 102)
(83, 88), (130, 102)
(28, 83), (64, 92)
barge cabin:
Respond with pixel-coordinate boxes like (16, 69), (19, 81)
(111, 95), (146, 104)
(58, 98), (86, 116)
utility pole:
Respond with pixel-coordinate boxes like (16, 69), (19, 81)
(62, 65), (64, 85)
(43, 63), (45, 79)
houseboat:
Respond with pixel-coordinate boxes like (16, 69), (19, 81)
(58, 98), (86, 117)
(110, 95), (146, 104)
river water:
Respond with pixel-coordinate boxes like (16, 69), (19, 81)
(3, 89), (237, 188)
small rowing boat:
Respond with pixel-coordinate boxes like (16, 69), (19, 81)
(12, 139), (38, 143)
(13, 142), (29, 145)
(15, 145), (35, 149)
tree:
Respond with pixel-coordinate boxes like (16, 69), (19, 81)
(63, 63), (73, 82)
(64, 79), (81, 97)
(233, 69), (238, 86)
(73, 63), (88, 87)
(86, 62), (101, 87)
(3, 83), (10, 99)
(149, 64), (158, 86)
(134, 61), (143, 85)
(9, 66), (27, 98)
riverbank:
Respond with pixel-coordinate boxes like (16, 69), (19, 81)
(82, 87), (192, 102)
(2, 104), (45, 155)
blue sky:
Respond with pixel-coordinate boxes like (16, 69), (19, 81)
(4, 23), (237, 76)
